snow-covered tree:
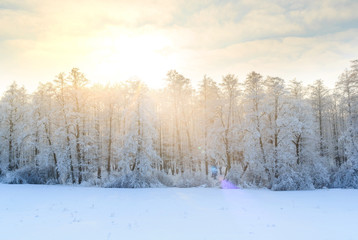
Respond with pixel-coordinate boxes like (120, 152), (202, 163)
(216, 74), (241, 177)
(116, 80), (161, 187)
(164, 70), (193, 174)
(309, 79), (330, 157)
(198, 75), (220, 176)
(333, 60), (358, 188)
(0, 60), (357, 189)
(241, 72), (269, 187)
(0, 82), (28, 171)
(31, 82), (60, 181)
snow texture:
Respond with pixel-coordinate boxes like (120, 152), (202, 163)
(1, 184), (357, 240)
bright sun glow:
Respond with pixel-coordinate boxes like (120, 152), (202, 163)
(89, 33), (177, 88)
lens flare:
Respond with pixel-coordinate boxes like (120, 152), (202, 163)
(221, 179), (238, 189)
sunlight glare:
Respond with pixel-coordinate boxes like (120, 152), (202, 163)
(90, 33), (177, 88)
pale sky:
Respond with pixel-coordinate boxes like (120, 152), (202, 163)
(1, 0), (358, 94)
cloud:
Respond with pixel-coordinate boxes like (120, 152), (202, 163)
(164, 0), (358, 49)
(0, 0), (357, 94)
(173, 29), (358, 88)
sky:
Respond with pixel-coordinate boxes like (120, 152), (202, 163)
(1, 0), (358, 94)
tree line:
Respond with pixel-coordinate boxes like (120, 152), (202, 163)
(0, 60), (357, 189)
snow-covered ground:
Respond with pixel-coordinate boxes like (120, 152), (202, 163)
(0, 184), (357, 240)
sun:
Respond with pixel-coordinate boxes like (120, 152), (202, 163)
(89, 33), (177, 88)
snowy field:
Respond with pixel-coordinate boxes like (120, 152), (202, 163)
(1, 184), (357, 240)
